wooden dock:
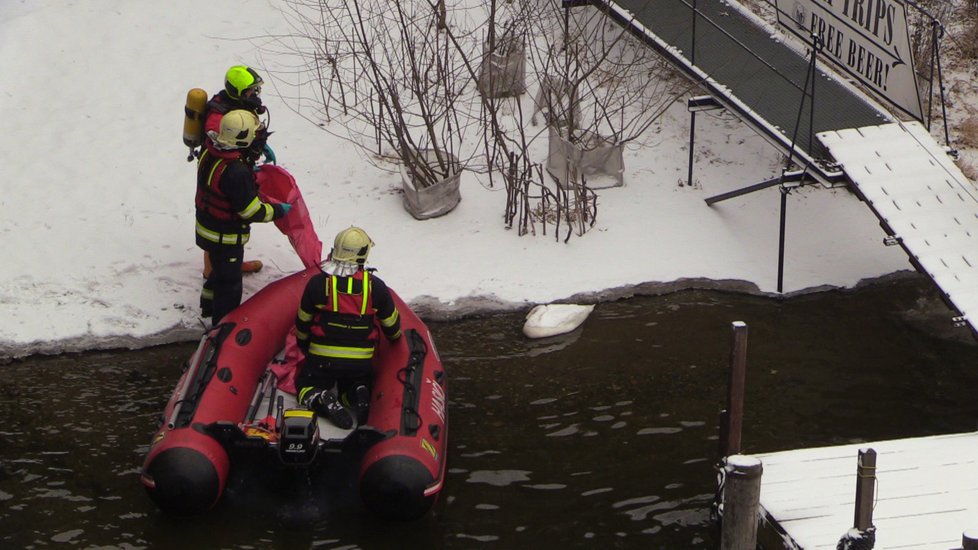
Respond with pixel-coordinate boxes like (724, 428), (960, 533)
(753, 431), (978, 549)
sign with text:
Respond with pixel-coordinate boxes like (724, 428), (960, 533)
(776, 0), (923, 120)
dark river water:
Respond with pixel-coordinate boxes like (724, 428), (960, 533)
(2, 274), (978, 549)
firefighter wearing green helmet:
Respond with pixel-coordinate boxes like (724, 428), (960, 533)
(203, 65), (275, 165)
(195, 109), (292, 325)
(294, 227), (402, 429)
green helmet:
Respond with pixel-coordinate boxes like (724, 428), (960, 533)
(214, 110), (262, 150)
(224, 65), (263, 99)
(331, 226), (374, 264)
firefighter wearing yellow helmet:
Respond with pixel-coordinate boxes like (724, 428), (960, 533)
(194, 109), (292, 325)
(294, 227), (402, 429)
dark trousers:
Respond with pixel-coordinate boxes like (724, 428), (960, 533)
(201, 245), (243, 325)
(296, 358), (372, 406)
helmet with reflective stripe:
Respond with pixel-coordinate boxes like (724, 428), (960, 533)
(224, 65), (263, 99)
(331, 226), (374, 265)
(215, 110), (262, 150)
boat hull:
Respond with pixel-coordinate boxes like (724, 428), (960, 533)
(140, 267), (447, 519)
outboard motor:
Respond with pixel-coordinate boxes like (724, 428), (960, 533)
(278, 409), (319, 466)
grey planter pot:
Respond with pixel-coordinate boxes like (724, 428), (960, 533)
(478, 38), (526, 98)
(400, 149), (462, 220)
(546, 126), (624, 190)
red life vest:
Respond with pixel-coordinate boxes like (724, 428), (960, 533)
(307, 271), (379, 366)
(195, 146), (242, 221)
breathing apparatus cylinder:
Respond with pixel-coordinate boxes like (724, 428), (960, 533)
(183, 88), (208, 160)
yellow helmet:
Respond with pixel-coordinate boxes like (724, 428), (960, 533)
(215, 110), (261, 150)
(224, 65), (263, 99)
(331, 226), (374, 264)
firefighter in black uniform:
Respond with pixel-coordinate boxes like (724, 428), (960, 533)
(294, 227), (402, 429)
(195, 109), (291, 324)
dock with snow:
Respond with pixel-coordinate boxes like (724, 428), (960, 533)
(753, 431), (978, 549)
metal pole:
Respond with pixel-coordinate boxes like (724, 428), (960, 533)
(720, 455), (762, 550)
(777, 187), (787, 294)
(724, 321), (749, 456)
(776, 35), (817, 295)
(934, 22), (951, 147)
(927, 21), (937, 129)
(687, 112), (696, 187)
(687, 0), (698, 188)
(853, 448), (877, 530)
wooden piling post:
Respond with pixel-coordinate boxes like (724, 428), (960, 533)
(721, 454), (762, 550)
(722, 321), (749, 457)
(963, 529), (978, 550)
(853, 448), (876, 530)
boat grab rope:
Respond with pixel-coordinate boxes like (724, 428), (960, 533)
(167, 326), (231, 429)
(396, 329), (427, 436)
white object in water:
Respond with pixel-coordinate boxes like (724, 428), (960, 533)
(522, 304), (595, 339)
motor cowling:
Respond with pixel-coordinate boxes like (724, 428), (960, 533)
(278, 409), (319, 466)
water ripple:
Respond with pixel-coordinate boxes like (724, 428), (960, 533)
(466, 470), (531, 486)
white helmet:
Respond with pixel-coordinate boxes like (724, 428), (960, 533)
(331, 226), (374, 265)
(214, 110), (261, 150)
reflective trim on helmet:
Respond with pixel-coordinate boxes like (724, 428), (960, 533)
(195, 221), (250, 246)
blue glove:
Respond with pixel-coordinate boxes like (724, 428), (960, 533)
(263, 144), (277, 165)
(280, 203), (292, 215)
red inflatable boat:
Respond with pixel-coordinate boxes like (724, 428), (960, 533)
(139, 266), (448, 520)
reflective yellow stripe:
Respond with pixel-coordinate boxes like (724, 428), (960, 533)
(207, 158), (223, 187)
(298, 386), (316, 403)
(195, 221), (250, 245)
(330, 276), (338, 311)
(379, 308), (398, 328)
(201, 288), (214, 299)
(295, 329), (308, 340)
(327, 273), (370, 313)
(297, 308), (314, 322)
(308, 343), (374, 360)
(239, 196), (262, 219)
(361, 271), (370, 315)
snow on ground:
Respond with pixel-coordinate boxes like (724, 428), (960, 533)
(3, 0), (973, 361)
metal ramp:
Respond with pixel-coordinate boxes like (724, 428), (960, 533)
(819, 122), (978, 334)
(591, 0), (894, 184)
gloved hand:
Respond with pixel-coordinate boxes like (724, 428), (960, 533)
(280, 203), (292, 215)
(263, 144), (277, 165)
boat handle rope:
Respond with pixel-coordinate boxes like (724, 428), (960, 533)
(166, 335), (211, 429)
(397, 329), (428, 435)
